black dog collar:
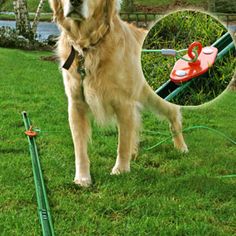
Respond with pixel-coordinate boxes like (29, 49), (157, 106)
(62, 46), (76, 70)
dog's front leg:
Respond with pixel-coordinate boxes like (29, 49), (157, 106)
(111, 104), (136, 175)
(64, 72), (91, 187)
(68, 102), (91, 186)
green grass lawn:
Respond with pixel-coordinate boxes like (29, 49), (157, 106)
(0, 0), (51, 13)
(0, 48), (236, 235)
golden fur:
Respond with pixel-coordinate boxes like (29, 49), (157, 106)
(49, 0), (188, 187)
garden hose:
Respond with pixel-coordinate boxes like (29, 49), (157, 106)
(34, 125), (236, 147)
(142, 43), (200, 63)
(175, 48), (199, 63)
(34, 124), (236, 179)
(144, 125), (236, 150)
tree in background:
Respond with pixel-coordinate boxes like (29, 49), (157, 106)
(13, 0), (32, 39)
(13, 0), (45, 40)
(0, 0), (5, 6)
(32, 0), (46, 35)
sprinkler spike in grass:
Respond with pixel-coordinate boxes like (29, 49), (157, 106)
(22, 111), (55, 236)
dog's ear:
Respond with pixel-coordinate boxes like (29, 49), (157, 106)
(48, 0), (63, 22)
(106, 0), (120, 24)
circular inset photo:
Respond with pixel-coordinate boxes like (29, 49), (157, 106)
(142, 10), (236, 106)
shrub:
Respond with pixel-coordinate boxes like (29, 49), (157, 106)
(0, 26), (50, 50)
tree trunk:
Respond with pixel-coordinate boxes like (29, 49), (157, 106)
(13, 0), (33, 39)
(32, 0), (46, 36)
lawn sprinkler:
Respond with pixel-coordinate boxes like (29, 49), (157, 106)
(143, 32), (235, 101)
(24, 125), (38, 138)
(22, 111), (55, 236)
(170, 41), (218, 84)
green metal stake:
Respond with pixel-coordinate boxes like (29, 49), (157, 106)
(22, 111), (55, 236)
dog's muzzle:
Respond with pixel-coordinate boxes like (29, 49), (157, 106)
(64, 0), (85, 21)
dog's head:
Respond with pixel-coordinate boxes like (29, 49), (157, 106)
(49, 0), (122, 25)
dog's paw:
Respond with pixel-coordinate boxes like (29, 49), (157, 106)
(131, 150), (139, 161)
(110, 164), (130, 175)
(175, 143), (189, 153)
(74, 176), (92, 187)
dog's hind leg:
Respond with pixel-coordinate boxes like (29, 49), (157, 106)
(131, 108), (141, 160)
(111, 103), (138, 175)
(141, 83), (188, 153)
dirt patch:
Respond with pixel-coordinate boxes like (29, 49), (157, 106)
(40, 55), (58, 62)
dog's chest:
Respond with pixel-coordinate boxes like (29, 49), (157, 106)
(82, 74), (115, 125)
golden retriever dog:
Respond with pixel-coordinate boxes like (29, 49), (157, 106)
(49, 0), (188, 187)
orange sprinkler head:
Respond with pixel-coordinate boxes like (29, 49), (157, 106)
(170, 42), (218, 84)
(25, 125), (37, 138)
